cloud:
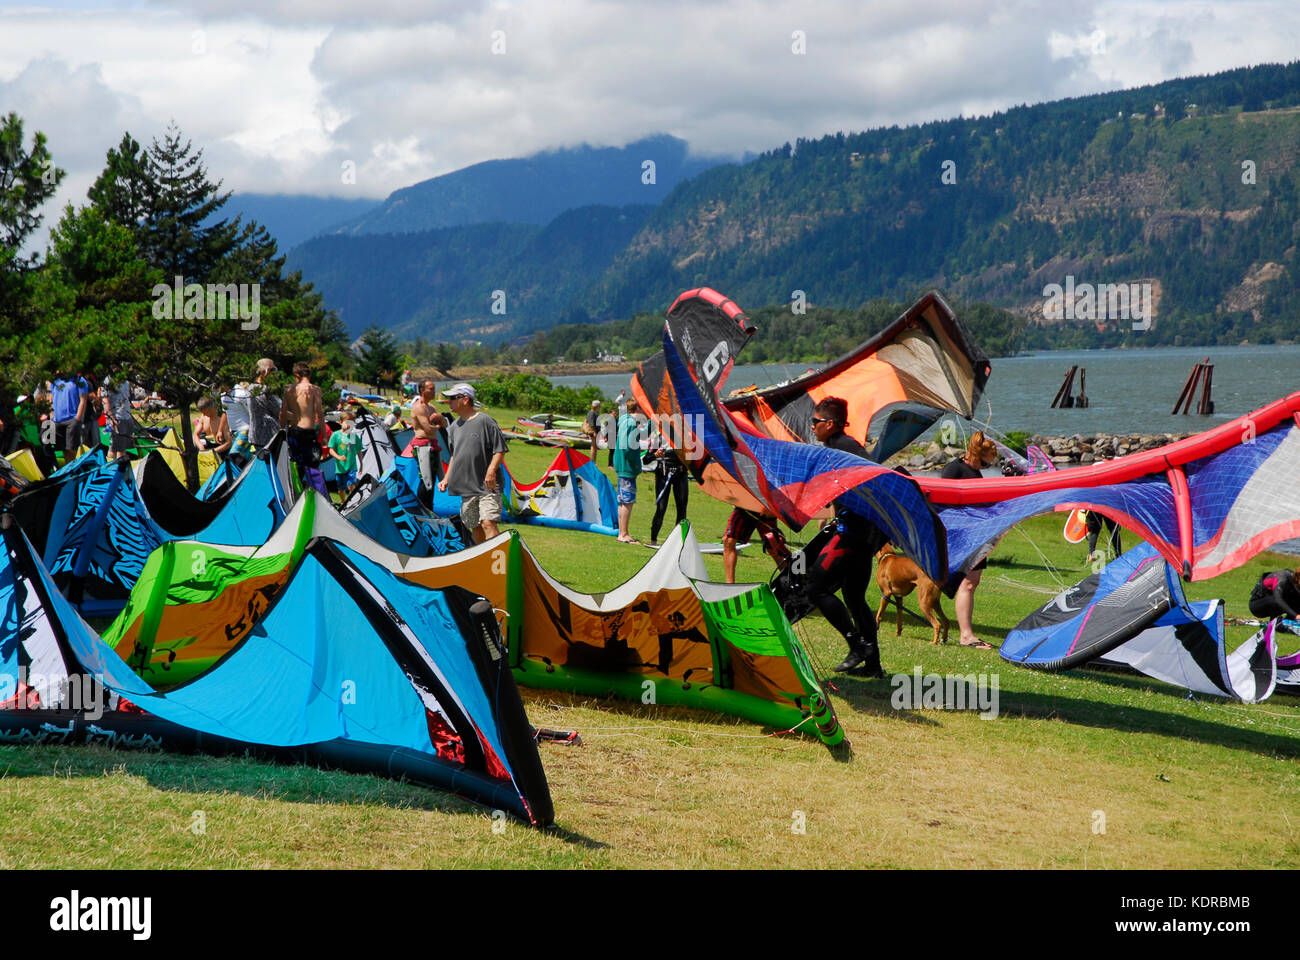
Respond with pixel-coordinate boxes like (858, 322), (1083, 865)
(1, 0), (1298, 250)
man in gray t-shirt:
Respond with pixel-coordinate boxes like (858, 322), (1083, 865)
(437, 383), (508, 542)
(101, 375), (135, 455)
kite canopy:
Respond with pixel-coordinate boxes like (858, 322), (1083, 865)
(723, 292), (991, 462)
(929, 391), (1300, 581)
(505, 447), (618, 534)
(5, 438), (296, 617)
(1098, 608), (1277, 704)
(341, 473), (468, 556)
(395, 446), (620, 537)
(633, 289), (990, 507)
(0, 514), (554, 825)
(1001, 543), (1193, 670)
(646, 287), (948, 581)
(1003, 542), (1279, 702)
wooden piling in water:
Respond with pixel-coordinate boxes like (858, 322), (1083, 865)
(1051, 365), (1078, 408)
(1198, 363), (1214, 414)
(1173, 357), (1213, 414)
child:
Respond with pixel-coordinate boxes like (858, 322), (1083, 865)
(327, 412), (363, 500)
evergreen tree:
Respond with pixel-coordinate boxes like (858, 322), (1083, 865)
(141, 124), (241, 281)
(0, 112), (65, 265)
(0, 113), (65, 380)
(432, 341), (460, 373)
(354, 325), (401, 387)
(86, 133), (152, 230)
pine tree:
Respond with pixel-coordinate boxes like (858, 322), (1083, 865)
(354, 325), (401, 388)
(86, 133), (152, 230)
(0, 113), (65, 377)
(0, 112), (65, 263)
(143, 124), (240, 282)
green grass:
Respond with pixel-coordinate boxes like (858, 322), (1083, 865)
(3, 404), (1299, 868)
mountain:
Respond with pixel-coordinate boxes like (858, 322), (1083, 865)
(218, 193), (381, 251)
(289, 205), (652, 340)
(587, 63), (1300, 346)
(328, 134), (727, 236)
(288, 62), (1300, 347)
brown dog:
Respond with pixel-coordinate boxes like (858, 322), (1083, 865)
(875, 545), (949, 645)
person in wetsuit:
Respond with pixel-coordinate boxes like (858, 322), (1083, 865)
(806, 396), (890, 678)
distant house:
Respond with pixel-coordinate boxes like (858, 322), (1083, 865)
(598, 352), (627, 363)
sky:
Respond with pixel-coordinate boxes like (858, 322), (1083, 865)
(3, 0), (1298, 239)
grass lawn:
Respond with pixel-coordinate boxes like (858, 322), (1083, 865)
(3, 403), (1298, 868)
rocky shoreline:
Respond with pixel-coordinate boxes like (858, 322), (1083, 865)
(893, 431), (1194, 472)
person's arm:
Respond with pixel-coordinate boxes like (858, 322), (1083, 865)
(278, 388), (290, 426)
(484, 450), (505, 491)
(438, 453), (452, 491)
(212, 414), (233, 454)
(312, 387), (324, 429)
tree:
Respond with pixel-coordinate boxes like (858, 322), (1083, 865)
(44, 203), (159, 309)
(90, 123), (239, 283)
(432, 341), (460, 374)
(0, 112), (65, 266)
(0, 113), (65, 370)
(86, 133), (151, 230)
(354, 325), (401, 388)
(79, 124), (349, 489)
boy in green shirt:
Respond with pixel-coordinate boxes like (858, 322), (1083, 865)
(328, 412), (363, 499)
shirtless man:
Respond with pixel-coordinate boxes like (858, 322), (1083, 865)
(279, 361), (326, 492)
(403, 378), (447, 494)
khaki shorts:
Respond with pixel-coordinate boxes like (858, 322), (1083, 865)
(460, 491), (503, 529)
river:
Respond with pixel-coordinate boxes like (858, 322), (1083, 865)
(551, 344), (1300, 439)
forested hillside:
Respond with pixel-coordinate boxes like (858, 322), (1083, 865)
(290, 61), (1300, 349)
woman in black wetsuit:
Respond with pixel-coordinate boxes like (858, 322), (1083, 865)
(941, 431), (999, 649)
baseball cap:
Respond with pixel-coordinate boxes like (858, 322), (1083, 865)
(441, 383), (476, 402)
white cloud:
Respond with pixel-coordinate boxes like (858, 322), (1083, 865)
(0, 0), (1297, 252)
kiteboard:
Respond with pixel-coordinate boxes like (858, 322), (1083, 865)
(1063, 508), (1089, 543)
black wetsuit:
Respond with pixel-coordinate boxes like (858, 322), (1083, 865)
(1084, 510), (1122, 556)
(807, 432), (887, 645)
(647, 447), (689, 542)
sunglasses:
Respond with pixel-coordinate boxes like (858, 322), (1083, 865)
(810, 416), (837, 425)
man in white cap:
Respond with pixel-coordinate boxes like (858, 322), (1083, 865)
(437, 383), (509, 543)
(584, 399), (601, 459)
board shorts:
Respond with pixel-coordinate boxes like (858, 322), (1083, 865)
(725, 507), (778, 544)
(229, 428), (254, 463)
(339, 468), (358, 490)
(287, 426), (321, 468)
(460, 491), (503, 530)
(403, 436), (441, 490)
(55, 418), (81, 452)
(109, 418), (135, 455)
(617, 476), (637, 505)
(401, 435), (439, 457)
